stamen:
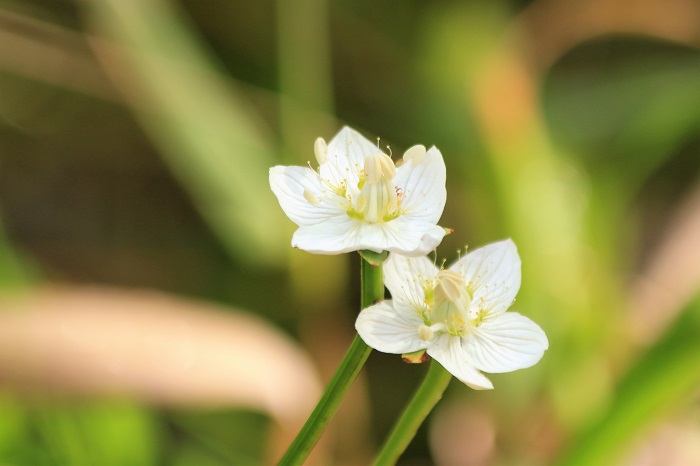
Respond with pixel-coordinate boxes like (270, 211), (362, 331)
(314, 137), (327, 165)
(403, 145), (426, 164)
(379, 154), (396, 179)
(345, 153), (400, 223)
(419, 324), (434, 341)
(303, 188), (321, 205)
(435, 270), (465, 303)
(364, 153), (396, 183)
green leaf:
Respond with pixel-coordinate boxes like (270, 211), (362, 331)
(558, 294), (700, 466)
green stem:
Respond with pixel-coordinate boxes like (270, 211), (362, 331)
(278, 255), (383, 466)
(361, 255), (385, 309)
(374, 361), (453, 466)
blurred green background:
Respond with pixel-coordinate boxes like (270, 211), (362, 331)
(1, 0), (700, 464)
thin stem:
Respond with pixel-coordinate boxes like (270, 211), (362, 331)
(374, 361), (453, 466)
(278, 256), (383, 466)
(361, 256), (385, 310)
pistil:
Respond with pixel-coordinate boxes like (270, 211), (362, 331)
(350, 153), (400, 223)
(430, 270), (472, 336)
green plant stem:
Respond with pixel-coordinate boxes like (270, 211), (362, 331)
(278, 256), (383, 466)
(361, 255), (385, 309)
(374, 361), (453, 466)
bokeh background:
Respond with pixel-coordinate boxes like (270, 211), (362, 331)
(1, 0), (700, 464)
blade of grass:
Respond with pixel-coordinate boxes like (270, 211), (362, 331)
(84, 0), (287, 266)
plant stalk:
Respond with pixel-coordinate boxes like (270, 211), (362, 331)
(278, 255), (383, 465)
(374, 361), (452, 466)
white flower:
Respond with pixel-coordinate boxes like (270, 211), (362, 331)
(355, 239), (548, 389)
(269, 126), (447, 256)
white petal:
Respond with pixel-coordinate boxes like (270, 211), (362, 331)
(269, 166), (345, 226)
(292, 218), (446, 256)
(321, 126), (383, 187)
(451, 239), (521, 317)
(463, 312), (548, 374)
(291, 217), (360, 254)
(383, 254), (439, 310)
(427, 334), (493, 390)
(381, 217), (447, 257)
(355, 301), (426, 354)
(394, 146), (446, 225)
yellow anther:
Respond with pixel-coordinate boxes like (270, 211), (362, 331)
(403, 144), (426, 164)
(419, 324), (434, 341)
(314, 137), (327, 165)
(303, 188), (321, 205)
(435, 270), (465, 303)
(364, 153), (396, 183)
(351, 153), (399, 223)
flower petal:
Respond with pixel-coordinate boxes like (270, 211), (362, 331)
(292, 218), (446, 256)
(452, 239), (521, 317)
(355, 301), (426, 354)
(291, 216), (360, 254)
(382, 217), (447, 257)
(383, 253), (439, 310)
(269, 166), (345, 226)
(394, 146), (447, 225)
(463, 312), (548, 373)
(321, 126), (383, 188)
(427, 334), (493, 390)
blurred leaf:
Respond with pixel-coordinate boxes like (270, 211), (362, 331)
(0, 286), (321, 424)
(559, 294), (700, 466)
(628, 179), (700, 343)
(276, 0), (334, 151)
(84, 0), (288, 267)
(170, 445), (228, 466)
(0, 392), (27, 456)
(35, 401), (158, 466)
(0, 218), (30, 290)
(169, 409), (269, 466)
(543, 36), (700, 189)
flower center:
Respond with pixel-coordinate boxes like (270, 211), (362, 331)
(425, 270), (473, 337)
(349, 153), (400, 223)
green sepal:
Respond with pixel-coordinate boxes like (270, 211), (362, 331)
(359, 249), (389, 267)
(401, 350), (430, 364)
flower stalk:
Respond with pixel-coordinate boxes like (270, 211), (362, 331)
(374, 360), (453, 466)
(278, 255), (384, 466)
